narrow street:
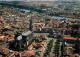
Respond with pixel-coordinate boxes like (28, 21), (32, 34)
(40, 38), (49, 57)
(40, 37), (52, 57)
(59, 42), (62, 57)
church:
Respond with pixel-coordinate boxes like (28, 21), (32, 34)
(9, 18), (34, 50)
(14, 31), (34, 49)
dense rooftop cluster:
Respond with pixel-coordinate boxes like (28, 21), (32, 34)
(0, 2), (80, 57)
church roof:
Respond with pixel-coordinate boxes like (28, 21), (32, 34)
(17, 35), (22, 40)
(17, 31), (32, 40)
(22, 31), (32, 36)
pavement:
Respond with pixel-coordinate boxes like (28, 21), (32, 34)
(48, 38), (57, 57)
(41, 38), (52, 57)
(59, 42), (62, 57)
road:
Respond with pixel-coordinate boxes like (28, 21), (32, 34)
(34, 33), (51, 57)
(41, 38), (52, 57)
(59, 42), (62, 57)
(47, 38), (57, 57)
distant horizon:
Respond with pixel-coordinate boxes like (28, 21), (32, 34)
(0, 0), (80, 2)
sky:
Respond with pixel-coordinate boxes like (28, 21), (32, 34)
(0, 0), (80, 1)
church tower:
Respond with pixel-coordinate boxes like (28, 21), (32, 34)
(29, 17), (32, 31)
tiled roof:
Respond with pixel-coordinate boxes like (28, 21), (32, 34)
(32, 42), (36, 46)
(64, 35), (80, 40)
(28, 44), (33, 50)
(64, 37), (76, 40)
(25, 50), (35, 55)
(22, 53), (31, 57)
(41, 42), (45, 44)
(0, 55), (2, 57)
(8, 37), (13, 39)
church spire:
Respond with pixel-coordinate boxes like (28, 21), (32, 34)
(29, 17), (32, 31)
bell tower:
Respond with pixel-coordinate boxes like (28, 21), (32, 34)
(29, 17), (32, 31)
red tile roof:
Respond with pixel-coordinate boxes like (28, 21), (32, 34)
(0, 38), (4, 40)
(64, 35), (80, 40)
(22, 53), (31, 57)
(8, 37), (13, 39)
(28, 44), (33, 50)
(0, 36), (5, 40)
(64, 37), (76, 40)
(0, 55), (2, 57)
(32, 42), (36, 46)
(41, 42), (45, 44)
(25, 50), (35, 55)
(34, 23), (45, 25)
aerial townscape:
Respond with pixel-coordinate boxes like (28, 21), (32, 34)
(0, 0), (80, 57)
